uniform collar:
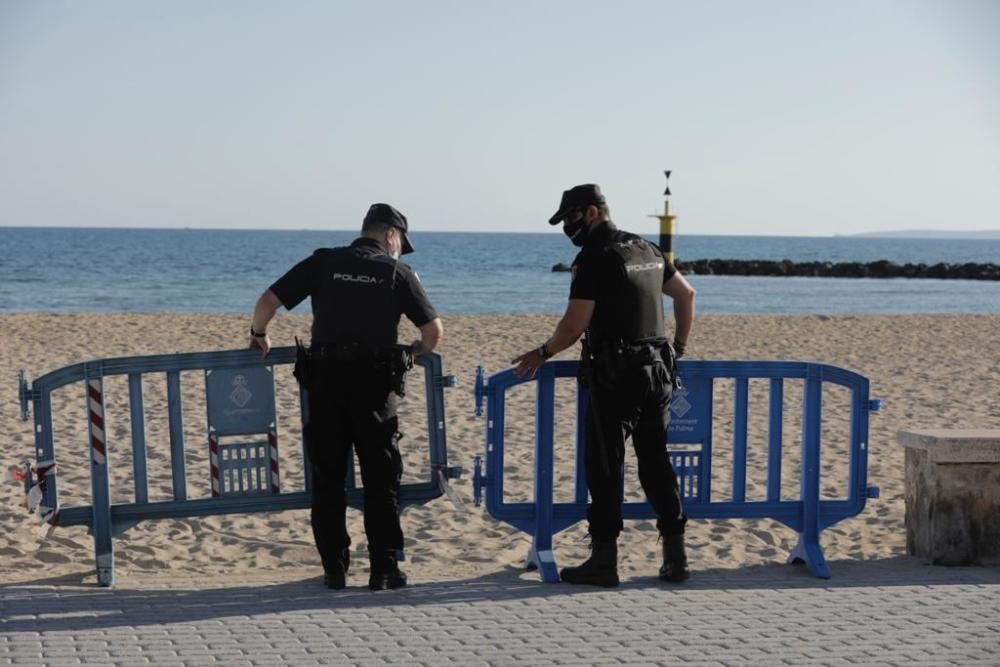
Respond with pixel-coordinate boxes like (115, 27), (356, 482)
(584, 220), (618, 248)
(351, 237), (388, 253)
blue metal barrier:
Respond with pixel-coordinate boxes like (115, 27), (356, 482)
(17, 347), (458, 587)
(472, 360), (882, 581)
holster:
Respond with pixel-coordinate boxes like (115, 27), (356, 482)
(292, 337), (312, 387)
(660, 342), (681, 391)
(387, 345), (415, 398)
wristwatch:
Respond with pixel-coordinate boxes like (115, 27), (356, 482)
(538, 342), (554, 359)
(250, 326), (267, 338)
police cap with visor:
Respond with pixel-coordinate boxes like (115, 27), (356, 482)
(548, 184), (606, 225)
(365, 203), (415, 255)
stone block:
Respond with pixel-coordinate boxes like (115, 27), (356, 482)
(898, 429), (1000, 566)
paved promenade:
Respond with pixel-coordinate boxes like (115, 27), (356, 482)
(2, 557), (998, 666)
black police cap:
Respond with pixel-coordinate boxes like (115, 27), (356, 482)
(364, 203), (414, 254)
(548, 184), (607, 225)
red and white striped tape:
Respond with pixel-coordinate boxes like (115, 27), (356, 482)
(209, 430), (221, 497)
(87, 379), (107, 466)
(268, 424), (280, 494)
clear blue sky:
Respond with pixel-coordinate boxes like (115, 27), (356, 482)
(1, 1), (997, 235)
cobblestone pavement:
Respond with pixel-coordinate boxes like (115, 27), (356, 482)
(2, 558), (998, 666)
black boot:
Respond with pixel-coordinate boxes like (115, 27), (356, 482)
(659, 534), (690, 583)
(323, 547), (351, 589)
(560, 540), (619, 588)
(368, 549), (408, 591)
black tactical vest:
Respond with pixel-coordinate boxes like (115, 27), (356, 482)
(309, 246), (400, 348)
(589, 232), (666, 350)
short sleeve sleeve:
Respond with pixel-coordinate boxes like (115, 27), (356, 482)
(662, 258), (678, 283)
(396, 267), (438, 327)
(568, 248), (599, 301)
(268, 254), (318, 310)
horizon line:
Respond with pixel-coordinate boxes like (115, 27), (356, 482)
(3, 224), (999, 239)
(0, 224), (915, 239)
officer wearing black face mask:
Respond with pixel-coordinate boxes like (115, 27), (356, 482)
(513, 184), (697, 587)
(247, 203), (443, 591)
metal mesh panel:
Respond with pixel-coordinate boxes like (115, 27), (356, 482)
(218, 441), (272, 496)
(669, 449), (702, 502)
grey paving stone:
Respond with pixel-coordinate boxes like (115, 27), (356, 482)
(1, 559), (998, 666)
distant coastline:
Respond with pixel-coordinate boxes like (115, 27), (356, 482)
(842, 230), (1000, 240)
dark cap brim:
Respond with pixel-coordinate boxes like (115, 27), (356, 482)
(401, 231), (414, 255)
(548, 207), (572, 225)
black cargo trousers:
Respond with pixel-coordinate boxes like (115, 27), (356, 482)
(304, 352), (403, 574)
(584, 348), (687, 542)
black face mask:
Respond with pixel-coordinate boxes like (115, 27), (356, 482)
(562, 213), (590, 247)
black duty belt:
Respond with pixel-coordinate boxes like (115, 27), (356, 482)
(311, 341), (387, 363)
(594, 340), (669, 368)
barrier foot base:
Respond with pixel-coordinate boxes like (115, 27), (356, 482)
(96, 566), (114, 588)
(112, 519), (141, 538)
(787, 536), (831, 579)
(525, 546), (559, 583)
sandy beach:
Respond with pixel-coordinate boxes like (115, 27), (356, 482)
(2, 312), (998, 586)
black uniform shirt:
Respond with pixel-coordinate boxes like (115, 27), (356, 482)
(569, 221), (677, 350)
(269, 238), (437, 348)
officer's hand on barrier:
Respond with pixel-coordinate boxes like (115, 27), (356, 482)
(511, 348), (545, 379)
(249, 332), (272, 358)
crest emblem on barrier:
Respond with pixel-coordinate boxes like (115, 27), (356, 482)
(229, 374), (253, 408)
(670, 385), (692, 419)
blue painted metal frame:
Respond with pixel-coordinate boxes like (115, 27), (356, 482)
(18, 347), (457, 587)
(473, 359), (881, 581)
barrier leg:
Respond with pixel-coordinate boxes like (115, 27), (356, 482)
(787, 371), (830, 579)
(787, 534), (829, 579)
(86, 377), (115, 587)
(526, 368), (559, 582)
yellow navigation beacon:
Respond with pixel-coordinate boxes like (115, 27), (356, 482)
(649, 170), (677, 264)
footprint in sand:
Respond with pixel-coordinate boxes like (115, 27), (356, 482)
(747, 528), (776, 546)
(35, 550), (72, 564)
(41, 535), (81, 550)
(125, 544), (157, 556)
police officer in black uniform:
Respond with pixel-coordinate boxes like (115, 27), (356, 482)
(513, 184), (696, 587)
(248, 203), (443, 591)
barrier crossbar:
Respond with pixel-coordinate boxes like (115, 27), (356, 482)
(472, 359), (882, 581)
(18, 347), (458, 587)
